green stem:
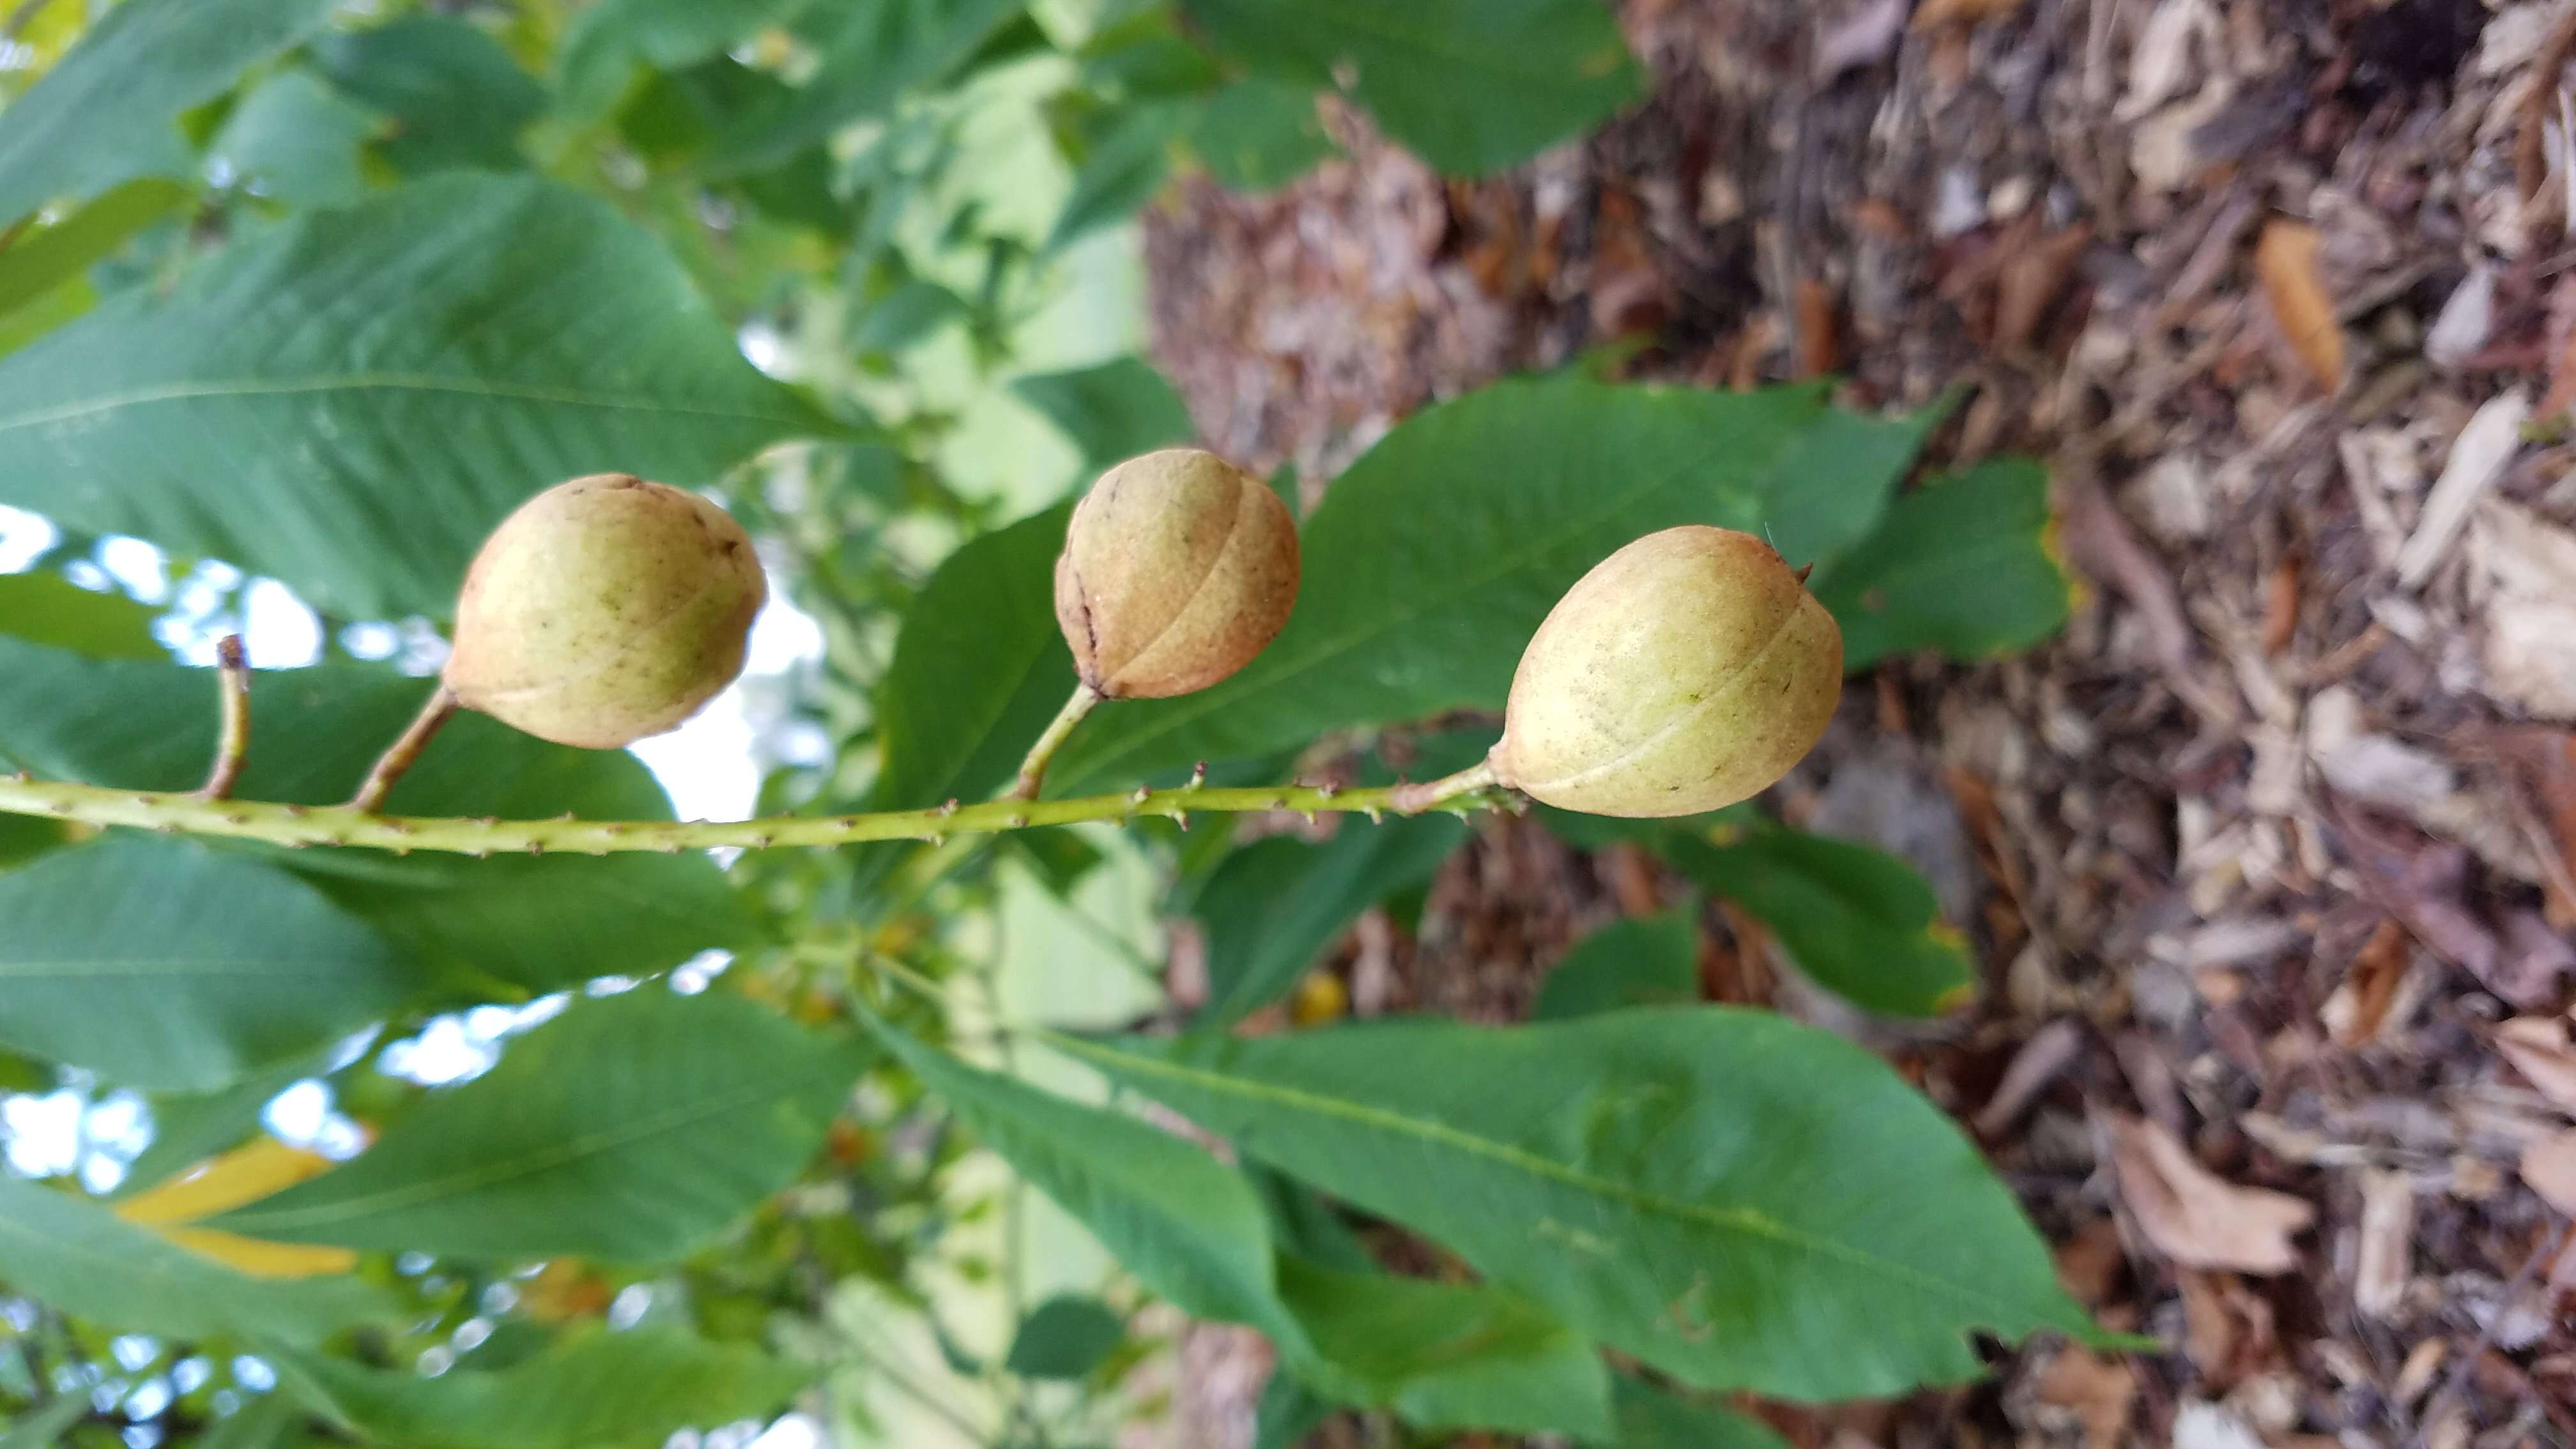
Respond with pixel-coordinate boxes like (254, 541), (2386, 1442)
(1003, 683), (1100, 801)
(348, 684), (459, 813)
(0, 772), (1502, 858)
(196, 636), (252, 802)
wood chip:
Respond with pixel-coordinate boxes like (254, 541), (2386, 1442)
(2030, 1347), (2136, 1449)
(2519, 1128), (2576, 1216)
(2496, 1015), (2576, 1113)
(2396, 391), (2529, 589)
(1912, 0), (2027, 29)
(2254, 218), (2347, 395)
(2102, 1112), (2316, 1275)
(2322, 918), (2411, 1047)
(2474, 499), (2576, 719)
(2353, 1170), (2416, 1319)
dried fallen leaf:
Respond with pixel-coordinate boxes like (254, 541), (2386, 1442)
(2030, 1347), (2136, 1449)
(2255, 218), (2346, 394)
(2322, 918), (2411, 1046)
(2496, 1015), (2576, 1113)
(2490, 726), (2576, 917)
(116, 1137), (356, 1280)
(2177, 1270), (2276, 1390)
(2520, 1128), (2576, 1216)
(2103, 1112), (2315, 1274)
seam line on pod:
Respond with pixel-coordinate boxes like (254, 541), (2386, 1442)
(1512, 601), (1807, 797)
(1100, 475), (1252, 687)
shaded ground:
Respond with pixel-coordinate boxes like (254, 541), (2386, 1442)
(1137, 0), (2576, 1443)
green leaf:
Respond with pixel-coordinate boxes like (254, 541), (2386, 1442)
(1192, 815), (1466, 1027)
(1533, 908), (1699, 1022)
(1053, 379), (1928, 791)
(1253, 1375), (1333, 1449)
(211, 989), (858, 1263)
(0, 0), (339, 227)
(210, 70), (376, 209)
(704, 0), (1029, 176)
(871, 504), (1079, 815)
(0, 811), (63, 871)
(1179, 0), (1643, 176)
(1662, 830), (1974, 1018)
(1054, 1008), (2091, 1399)
(0, 836), (420, 1092)
(852, 278), (970, 354)
(1045, 100), (1195, 255)
(0, 570), (163, 658)
(1004, 1294), (1126, 1379)
(1191, 77), (1337, 192)
(865, 1014), (1314, 1356)
(1809, 459), (2073, 670)
(0, 1393), (90, 1449)
(268, 1329), (806, 1449)
(0, 1173), (390, 1345)
(0, 172), (831, 619)
(557, 0), (815, 118)
(1279, 1257), (1613, 1438)
(1008, 356), (1195, 468)
(0, 638), (748, 993)
(194, 1395), (306, 1449)
(0, 178), (190, 322)
(114, 1044), (352, 1201)
(1593, 1376), (1792, 1449)
(310, 16), (546, 174)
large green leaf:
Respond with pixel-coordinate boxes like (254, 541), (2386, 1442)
(0, 1173), (390, 1345)
(0, 172), (831, 618)
(212, 989), (857, 1262)
(0, 638), (749, 993)
(871, 504), (1078, 813)
(1045, 100), (1195, 255)
(866, 1016), (1313, 1356)
(1050, 380), (1929, 792)
(1055, 1009), (2090, 1399)
(1533, 908), (1699, 1022)
(1279, 1257), (1612, 1438)
(1191, 815), (1466, 1027)
(705, 0), (1029, 175)
(1663, 831), (1974, 1018)
(1810, 459), (2073, 670)
(1179, 0), (1643, 176)
(310, 17), (546, 174)
(1008, 356), (1195, 468)
(1191, 77), (1337, 192)
(1593, 1377), (1792, 1449)
(0, 570), (163, 658)
(268, 1330), (806, 1449)
(0, 837), (418, 1092)
(1004, 1294), (1126, 1380)
(0, 0), (338, 227)
(0, 1393), (89, 1449)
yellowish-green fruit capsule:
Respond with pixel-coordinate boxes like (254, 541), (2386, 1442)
(1491, 526), (1841, 817)
(443, 474), (767, 749)
(1054, 448), (1300, 700)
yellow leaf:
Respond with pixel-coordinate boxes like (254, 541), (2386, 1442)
(115, 1137), (357, 1280)
(118, 1137), (339, 1223)
(2255, 218), (2347, 394)
(157, 1228), (357, 1281)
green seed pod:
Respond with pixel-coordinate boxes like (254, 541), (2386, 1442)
(443, 474), (767, 749)
(1490, 526), (1841, 817)
(1054, 448), (1300, 700)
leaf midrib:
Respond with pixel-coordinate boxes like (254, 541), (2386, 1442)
(0, 374), (819, 438)
(1054, 1034), (2046, 1328)
(219, 1072), (818, 1232)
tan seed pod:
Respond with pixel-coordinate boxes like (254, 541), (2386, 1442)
(444, 474), (766, 749)
(1491, 526), (1842, 817)
(1053, 448), (1300, 700)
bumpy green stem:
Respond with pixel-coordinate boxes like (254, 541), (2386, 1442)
(0, 772), (1501, 857)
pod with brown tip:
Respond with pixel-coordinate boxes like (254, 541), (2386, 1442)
(1490, 525), (1842, 818)
(1053, 448), (1300, 700)
(444, 474), (767, 750)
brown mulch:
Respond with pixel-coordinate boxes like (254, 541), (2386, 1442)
(1135, 1), (2576, 1445)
